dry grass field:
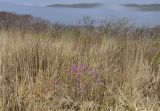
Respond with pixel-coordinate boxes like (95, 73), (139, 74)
(0, 12), (160, 110)
(0, 28), (159, 111)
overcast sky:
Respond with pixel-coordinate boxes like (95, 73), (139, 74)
(0, 0), (160, 6)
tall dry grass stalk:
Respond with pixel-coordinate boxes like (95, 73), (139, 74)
(0, 29), (159, 111)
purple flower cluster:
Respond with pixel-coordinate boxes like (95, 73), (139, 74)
(52, 64), (103, 93)
(68, 63), (102, 84)
(69, 64), (88, 74)
(51, 63), (105, 94)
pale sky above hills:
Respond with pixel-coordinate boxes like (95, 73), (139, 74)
(0, 0), (160, 6)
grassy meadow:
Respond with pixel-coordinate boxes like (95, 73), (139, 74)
(0, 12), (160, 111)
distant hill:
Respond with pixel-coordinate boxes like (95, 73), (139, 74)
(0, 11), (51, 32)
(46, 3), (102, 8)
(125, 4), (160, 11)
(0, 11), (46, 23)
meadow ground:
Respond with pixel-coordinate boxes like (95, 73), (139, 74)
(0, 26), (160, 111)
